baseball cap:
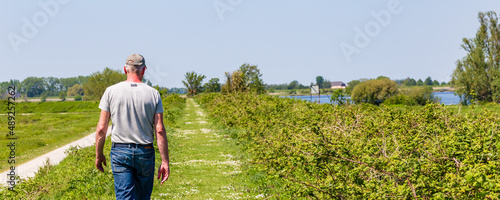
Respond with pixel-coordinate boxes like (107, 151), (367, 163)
(126, 54), (146, 67)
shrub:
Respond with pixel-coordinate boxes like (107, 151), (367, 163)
(385, 86), (438, 106)
(351, 78), (398, 105)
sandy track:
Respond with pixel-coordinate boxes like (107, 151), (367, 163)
(0, 127), (111, 186)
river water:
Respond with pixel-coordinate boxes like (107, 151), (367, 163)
(282, 92), (461, 105)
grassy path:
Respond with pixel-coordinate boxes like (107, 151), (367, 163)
(152, 98), (257, 199)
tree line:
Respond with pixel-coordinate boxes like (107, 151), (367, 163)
(182, 63), (266, 97)
(0, 68), (185, 101)
(0, 76), (89, 100)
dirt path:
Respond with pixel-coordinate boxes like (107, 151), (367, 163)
(0, 127), (110, 186)
(152, 98), (257, 199)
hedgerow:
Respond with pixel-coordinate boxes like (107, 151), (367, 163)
(198, 93), (500, 199)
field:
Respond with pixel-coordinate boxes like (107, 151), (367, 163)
(0, 100), (101, 172)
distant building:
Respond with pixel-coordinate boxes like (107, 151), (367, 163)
(330, 81), (346, 89)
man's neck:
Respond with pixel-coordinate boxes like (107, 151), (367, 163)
(126, 75), (142, 83)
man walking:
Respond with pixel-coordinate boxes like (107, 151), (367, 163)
(95, 54), (170, 199)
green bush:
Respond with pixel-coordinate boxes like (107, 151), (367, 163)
(201, 93), (500, 199)
(385, 86), (438, 106)
(351, 78), (398, 105)
(74, 95), (82, 101)
(162, 93), (186, 125)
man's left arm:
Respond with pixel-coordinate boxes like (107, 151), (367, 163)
(155, 112), (170, 184)
(95, 110), (110, 172)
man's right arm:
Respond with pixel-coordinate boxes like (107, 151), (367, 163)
(95, 110), (110, 172)
(155, 112), (170, 184)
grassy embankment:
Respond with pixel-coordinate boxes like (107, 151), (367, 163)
(0, 95), (257, 199)
(0, 101), (100, 172)
(199, 93), (500, 199)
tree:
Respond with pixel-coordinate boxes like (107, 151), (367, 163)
(67, 84), (84, 96)
(417, 79), (424, 86)
(316, 76), (325, 88)
(60, 77), (80, 91)
(44, 77), (61, 96)
(59, 91), (66, 101)
(22, 77), (45, 97)
(40, 92), (48, 102)
(330, 89), (349, 105)
(83, 68), (127, 100)
(182, 71), (206, 97)
(288, 80), (299, 90)
(433, 80), (440, 86)
(405, 78), (417, 86)
(221, 64), (265, 94)
(0, 80), (21, 99)
(351, 78), (399, 105)
(451, 11), (500, 104)
(204, 78), (221, 93)
(239, 64), (265, 94)
(321, 79), (332, 89)
(346, 79), (361, 95)
(221, 71), (246, 94)
(376, 76), (390, 80)
(424, 76), (433, 86)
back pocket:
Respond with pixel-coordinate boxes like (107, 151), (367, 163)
(111, 150), (129, 173)
(137, 152), (155, 177)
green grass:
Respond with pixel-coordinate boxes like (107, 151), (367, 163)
(151, 98), (260, 199)
(0, 100), (100, 113)
(0, 100), (101, 172)
(0, 138), (116, 199)
(0, 112), (100, 172)
(445, 102), (500, 114)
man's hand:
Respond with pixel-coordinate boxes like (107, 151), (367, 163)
(157, 161), (170, 184)
(96, 154), (107, 172)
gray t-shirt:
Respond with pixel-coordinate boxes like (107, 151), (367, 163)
(99, 82), (163, 144)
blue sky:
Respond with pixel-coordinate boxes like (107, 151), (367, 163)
(1, 1), (499, 88)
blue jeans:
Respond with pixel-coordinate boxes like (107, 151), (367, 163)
(110, 144), (155, 200)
